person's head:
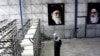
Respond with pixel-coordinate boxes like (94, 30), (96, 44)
(51, 10), (61, 19)
(51, 5), (62, 19)
(53, 33), (60, 41)
(90, 8), (98, 17)
(53, 33), (57, 38)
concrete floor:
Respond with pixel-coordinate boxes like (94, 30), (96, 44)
(40, 38), (100, 56)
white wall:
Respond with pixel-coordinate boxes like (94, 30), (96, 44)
(25, 0), (100, 38)
(24, 0), (75, 38)
(0, 0), (100, 38)
(0, 0), (28, 31)
(23, 0), (100, 38)
(77, 0), (100, 37)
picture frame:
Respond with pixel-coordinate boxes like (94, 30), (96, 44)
(48, 3), (64, 25)
(87, 3), (100, 24)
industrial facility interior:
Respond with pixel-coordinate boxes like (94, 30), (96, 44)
(0, 0), (100, 56)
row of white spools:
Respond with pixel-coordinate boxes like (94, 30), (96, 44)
(21, 22), (38, 56)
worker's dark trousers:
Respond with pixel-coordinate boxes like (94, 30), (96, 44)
(54, 40), (62, 56)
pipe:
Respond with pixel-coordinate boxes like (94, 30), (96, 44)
(74, 0), (78, 38)
(19, 0), (24, 38)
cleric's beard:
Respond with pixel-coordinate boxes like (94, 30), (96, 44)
(52, 16), (61, 20)
(52, 17), (61, 24)
(90, 15), (98, 23)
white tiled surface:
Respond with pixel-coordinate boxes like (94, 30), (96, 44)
(32, 14), (42, 19)
(77, 18), (85, 24)
(54, 0), (65, 3)
(78, 12), (87, 16)
(42, 21), (48, 25)
(54, 30), (65, 38)
(78, 4), (87, 12)
(24, 14), (32, 19)
(87, 24), (96, 29)
(65, 21), (75, 26)
(9, 0), (19, 5)
(10, 15), (20, 19)
(0, 6), (9, 15)
(77, 27), (85, 37)
(0, 0), (100, 39)
(32, 5), (42, 13)
(31, 0), (42, 4)
(77, 24), (85, 29)
(42, 0), (49, 3)
(43, 4), (48, 13)
(10, 6), (20, 14)
(65, 30), (73, 38)
(44, 25), (54, 30)
(0, 0), (8, 5)
(43, 30), (54, 38)
(42, 0), (54, 3)
(86, 29), (96, 37)
(32, 14), (39, 19)
(54, 25), (64, 30)
(65, 22), (74, 30)
(24, 5), (32, 14)
(65, 0), (75, 3)
(41, 38), (100, 56)
(88, 0), (98, 2)
(96, 29), (100, 37)
(42, 13), (48, 22)
(24, 0), (32, 5)
(96, 24), (100, 29)
(78, 0), (88, 3)
(65, 13), (74, 22)
(0, 15), (10, 19)
(65, 4), (74, 13)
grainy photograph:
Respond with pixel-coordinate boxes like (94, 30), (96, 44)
(48, 3), (64, 25)
(87, 3), (100, 24)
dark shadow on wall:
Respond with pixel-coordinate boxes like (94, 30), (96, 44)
(40, 24), (78, 40)
(40, 33), (53, 41)
(40, 24), (100, 41)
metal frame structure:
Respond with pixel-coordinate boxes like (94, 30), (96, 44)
(0, 19), (22, 56)
(19, 0), (24, 38)
(74, 0), (78, 38)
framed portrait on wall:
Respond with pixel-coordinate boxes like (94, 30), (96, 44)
(48, 3), (64, 25)
(87, 3), (100, 24)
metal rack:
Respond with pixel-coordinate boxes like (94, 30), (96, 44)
(20, 19), (42, 56)
(0, 19), (42, 56)
(0, 19), (22, 56)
